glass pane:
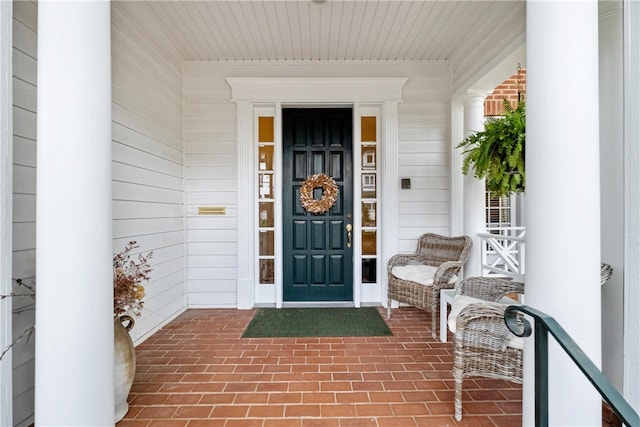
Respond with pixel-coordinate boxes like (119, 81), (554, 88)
(259, 202), (274, 227)
(361, 202), (376, 227)
(361, 116), (376, 142)
(259, 145), (274, 171)
(361, 173), (376, 199)
(362, 230), (376, 255)
(259, 173), (274, 199)
(258, 116), (274, 142)
(361, 146), (376, 169)
(362, 259), (377, 283)
(259, 259), (274, 284)
(259, 230), (274, 256)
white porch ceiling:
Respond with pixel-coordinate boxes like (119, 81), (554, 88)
(114, 1), (526, 87)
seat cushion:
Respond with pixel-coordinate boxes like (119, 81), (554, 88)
(390, 265), (457, 287)
(447, 295), (524, 350)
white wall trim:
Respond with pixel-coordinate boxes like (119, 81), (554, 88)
(228, 77), (407, 104)
(380, 100), (400, 306)
(227, 77), (406, 309)
(0, 2), (13, 425)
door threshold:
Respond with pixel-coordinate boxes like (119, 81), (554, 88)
(282, 302), (354, 308)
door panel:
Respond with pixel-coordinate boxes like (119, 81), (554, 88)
(283, 108), (353, 302)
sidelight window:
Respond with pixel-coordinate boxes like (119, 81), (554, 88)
(258, 116), (275, 284)
(360, 115), (378, 283)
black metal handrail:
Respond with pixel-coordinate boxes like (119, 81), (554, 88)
(504, 305), (640, 427)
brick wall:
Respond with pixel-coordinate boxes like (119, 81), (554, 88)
(484, 68), (526, 116)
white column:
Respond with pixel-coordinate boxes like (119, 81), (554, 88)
(0, 2), (13, 426)
(462, 91), (487, 277)
(450, 102), (464, 236)
(599, 0), (624, 394)
(36, 2), (113, 425)
(525, 1), (601, 425)
(235, 100), (255, 309)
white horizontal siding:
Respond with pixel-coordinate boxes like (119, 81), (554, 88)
(184, 63), (241, 307)
(113, 218), (184, 239)
(184, 60), (452, 306)
(12, 137), (35, 168)
(111, 8), (186, 344)
(397, 74), (451, 253)
(11, 3), (37, 425)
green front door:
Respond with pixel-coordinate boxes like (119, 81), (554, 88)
(282, 108), (353, 302)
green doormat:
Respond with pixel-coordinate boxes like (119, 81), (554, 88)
(242, 307), (393, 338)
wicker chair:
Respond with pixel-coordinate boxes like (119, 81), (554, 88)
(451, 266), (614, 421)
(387, 233), (472, 338)
(450, 277), (525, 421)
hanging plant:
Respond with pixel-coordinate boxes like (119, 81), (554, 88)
(457, 99), (525, 197)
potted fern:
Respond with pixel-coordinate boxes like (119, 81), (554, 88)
(457, 99), (525, 197)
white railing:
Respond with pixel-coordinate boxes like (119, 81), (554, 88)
(478, 227), (526, 282)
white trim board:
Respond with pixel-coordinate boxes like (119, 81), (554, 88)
(624, 0), (640, 412)
(226, 77), (407, 309)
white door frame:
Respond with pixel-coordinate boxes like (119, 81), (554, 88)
(227, 77), (406, 309)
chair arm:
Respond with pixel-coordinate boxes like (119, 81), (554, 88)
(456, 277), (524, 302)
(432, 260), (464, 289)
(387, 253), (426, 269)
(455, 302), (520, 351)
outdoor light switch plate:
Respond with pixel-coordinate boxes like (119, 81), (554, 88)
(401, 178), (411, 189)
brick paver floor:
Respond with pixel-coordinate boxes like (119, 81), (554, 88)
(117, 307), (523, 427)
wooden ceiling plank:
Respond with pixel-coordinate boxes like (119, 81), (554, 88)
(185, 2), (228, 60)
(363, 1), (395, 61)
(307, 2), (322, 60)
(431, 2), (483, 61)
(222, 2), (260, 60)
(200, 2), (239, 60)
(388, 1), (434, 61)
(340, 2), (363, 60)
(115, 1), (525, 65)
(450, 3), (526, 80)
(325, 1), (345, 60)
(236, 2), (273, 60)
(272, 1), (296, 60)
(351, 1), (382, 60)
(404, 1), (449, 60)
(369, 1), (407, 61)
(165, 2), (211, 60)
(253, 1), (282, 60)
(292, 1), (310, 61)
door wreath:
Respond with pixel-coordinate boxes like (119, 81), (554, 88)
(299, 173), (339, 214)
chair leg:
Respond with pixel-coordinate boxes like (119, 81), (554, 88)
(454, 374), (463, 421)
(431, 311), (437, 339)
(387, 299), (392, 319)
(453, 347), (464, 421)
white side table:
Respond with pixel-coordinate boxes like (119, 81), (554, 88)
(439, 289), (456, 342)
